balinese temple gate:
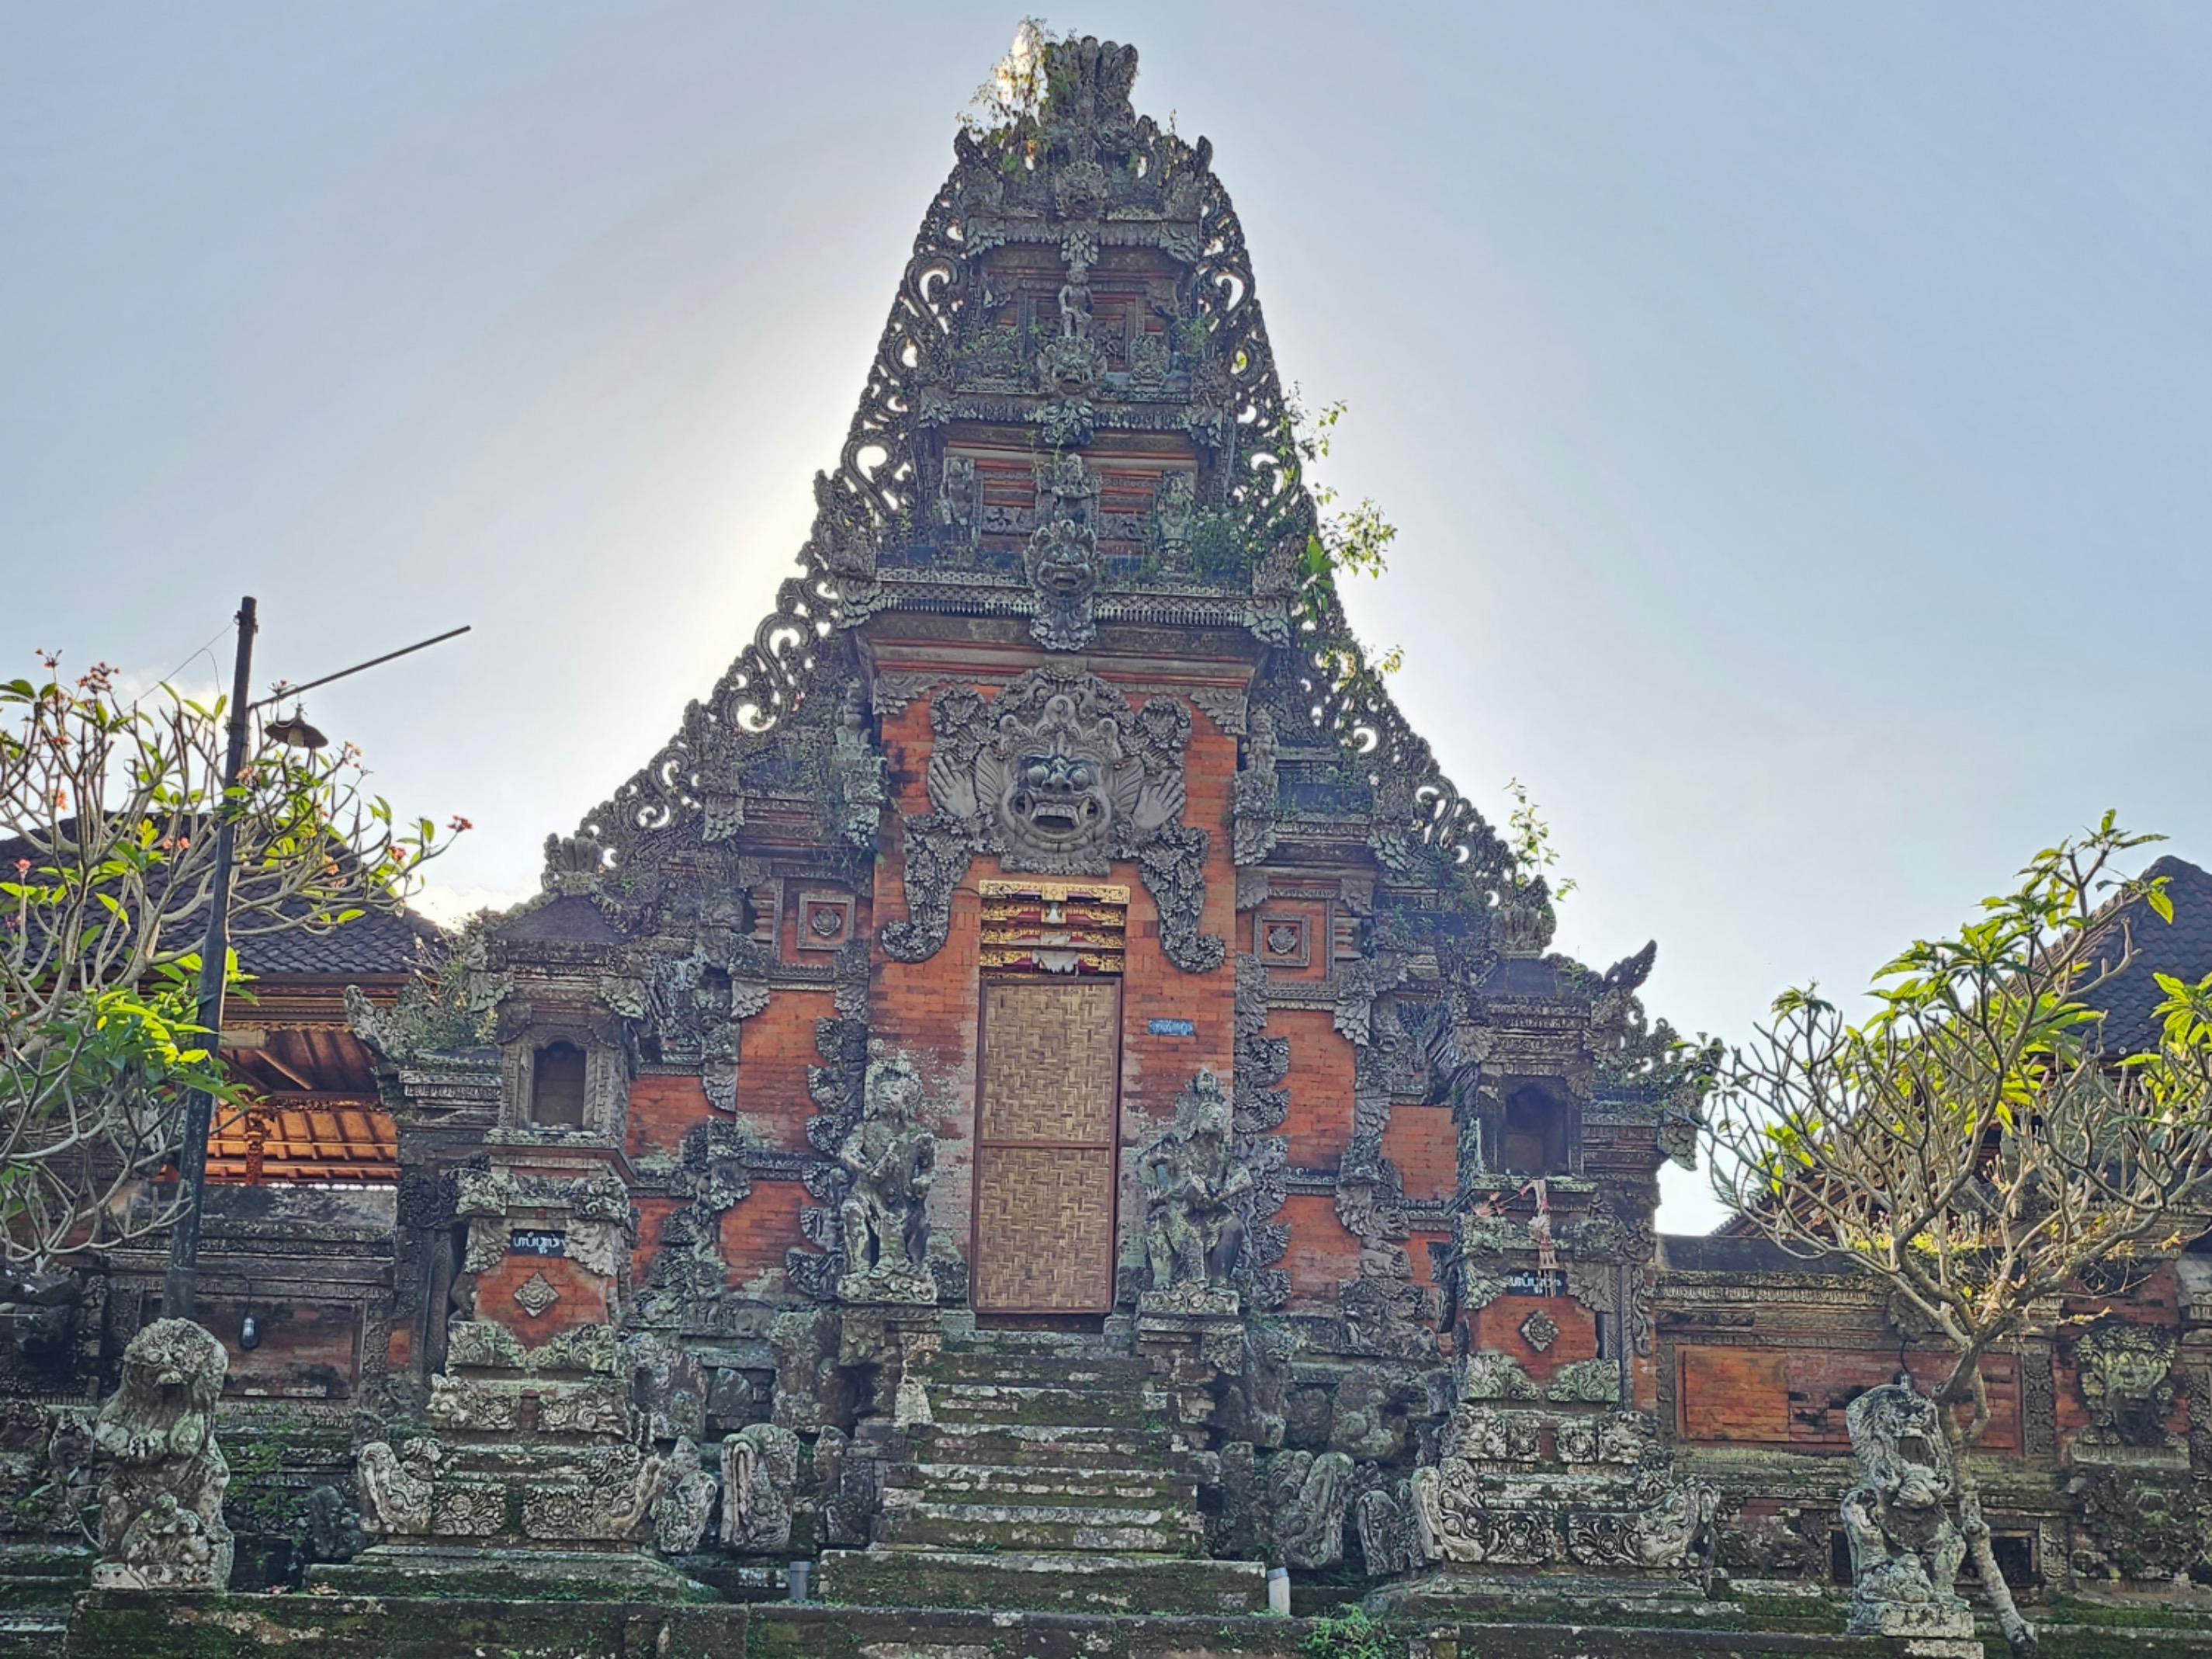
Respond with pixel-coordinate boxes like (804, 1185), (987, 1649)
(17, 34), (2207, 1637)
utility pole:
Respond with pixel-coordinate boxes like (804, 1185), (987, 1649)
(162, 596), (257, 1321)
(157, 606), (470, 1322)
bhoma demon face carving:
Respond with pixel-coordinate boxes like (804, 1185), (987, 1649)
(885, 668), (1223, 972)
(927, 671), (1186, 876)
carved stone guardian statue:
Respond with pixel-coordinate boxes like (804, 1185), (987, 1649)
(836, 1053), (939, 1305)
(1139, 1070), (1250, 1314)
(2075, 1322), (2182, 1452)
(1839, 1381), (1972, 1640)
(90, 1319), (234, 1590)
(653, 1437), (719, 1555)
(719, 1422), (803, 1553)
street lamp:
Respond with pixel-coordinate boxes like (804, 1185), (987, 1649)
(160, 599), (470, 1321)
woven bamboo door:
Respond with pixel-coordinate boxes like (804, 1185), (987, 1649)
(972, 979), (1121, 1314)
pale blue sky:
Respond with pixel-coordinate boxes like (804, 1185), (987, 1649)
(5, 5), (2208, 1230)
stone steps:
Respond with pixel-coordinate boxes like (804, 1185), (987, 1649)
(875, 1498), (1198, 1555)
(0, 1614), (67, 1659)
(886, 1459), (1196, 1509)
(823, 1343), (1242, 1613)
(899, 1419), (1171, 1469)
(924, 1352), (1156, 1388)
(816, 1548), (1267, 1616)
(925, 1379), (1163, 1428)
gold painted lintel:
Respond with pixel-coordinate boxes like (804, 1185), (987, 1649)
(978, 878), (1131, 904)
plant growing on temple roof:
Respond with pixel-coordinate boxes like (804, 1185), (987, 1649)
(960, 18), (1063, 135)
(0, 654), (457, 1273)
(1503, 778), (1577, 904)
(1285, 396), (1403, 696)
(1708, 814), (2212, 1658)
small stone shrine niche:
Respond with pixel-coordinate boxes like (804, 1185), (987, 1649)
(528, 1039), (588, 1128)
(500, 1021), (628, 1138)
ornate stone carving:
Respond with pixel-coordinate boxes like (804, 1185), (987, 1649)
(358, 1436), (440, 1537)
(456, 1165), (634, 1282)
(1409, 1399), (1714, 1577)
(90, 1319), (233, 1591)
(1232, 709), (1278, 866)
(1357, 1476), (1426, 1577)
(2075, 1321), (2180, 1450)
(1839, 1382), (1971, 1640)
(835, 1053), (938, 1304)
(1330, 1364), (1420, 1461)
(653, 1437), (719, 1555)
(1459, 1351), (1540, 1402)
(0, 1398), (92, 1539)
(719, 1423), (803, 1553)
(636, 1120), (754, 1327)
(518, 1443), (665, 1543)
(1230, 954), (1291, 1311)
(1267, 1448), (1354, 1569)
(301, 1484), (367, 1564)
(2068, 1464), (2207, 1581)
(885, 669), (1223, 972)
(1520, 1310), (1560, 1352)
(770, 1307), (852, 1433)
(513, 1272), (560, 1319)
(1139, 1070), (1250, 1312)
(1547, 1359), (1621, 1405)
(1026, 452), (1105, 648)
(828, 679), (889, 849)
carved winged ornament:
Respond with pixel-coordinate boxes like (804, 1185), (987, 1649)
(885, 668), (1222, 973)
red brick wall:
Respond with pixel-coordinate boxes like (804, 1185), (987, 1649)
(1677, 1346), (1790, 1442)
(1277, 1009), (1355, 1171)
(213, 1300), (360, 1400)
(1471, 1293), (1600, 1384)
(737, 989), (836, 1154)
(628, 1074), (709, 1162)
(1382, 1104), (1456, 1203)
(470, 1254), (612, 1343)
(1676, 1344), (2020, 1451)
(724, 1178), (810, 1293)
(1281, 1192), (1361, 1304)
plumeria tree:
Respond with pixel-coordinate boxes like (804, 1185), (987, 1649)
(0, 654), (458, 1272)
(1708, 817), (2212, 1657)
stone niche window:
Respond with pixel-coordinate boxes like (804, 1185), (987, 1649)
(1490, 1083), (1577, 1177)
(529, 1041), (589, 1129)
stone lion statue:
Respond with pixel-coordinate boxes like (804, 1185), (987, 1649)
(90, 1318), (233, 1590)
(1839, 1381), (1969, 1637)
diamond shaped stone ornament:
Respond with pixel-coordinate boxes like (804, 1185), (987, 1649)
(1520, 1308), (1559, 1352)
(513, 1271), (560, 1319)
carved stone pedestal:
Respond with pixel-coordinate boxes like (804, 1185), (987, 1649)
(314, 1321), (701, 1600)
(1136, 1303), (1242, 1441)
(839, 1304), (943, 1425)
(1843, 1597), (1978, 1654)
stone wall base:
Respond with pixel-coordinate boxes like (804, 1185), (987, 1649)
(59, 1591), (2212, 1659)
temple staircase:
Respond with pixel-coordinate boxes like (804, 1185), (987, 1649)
(816, 1332), (1264, 1615)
